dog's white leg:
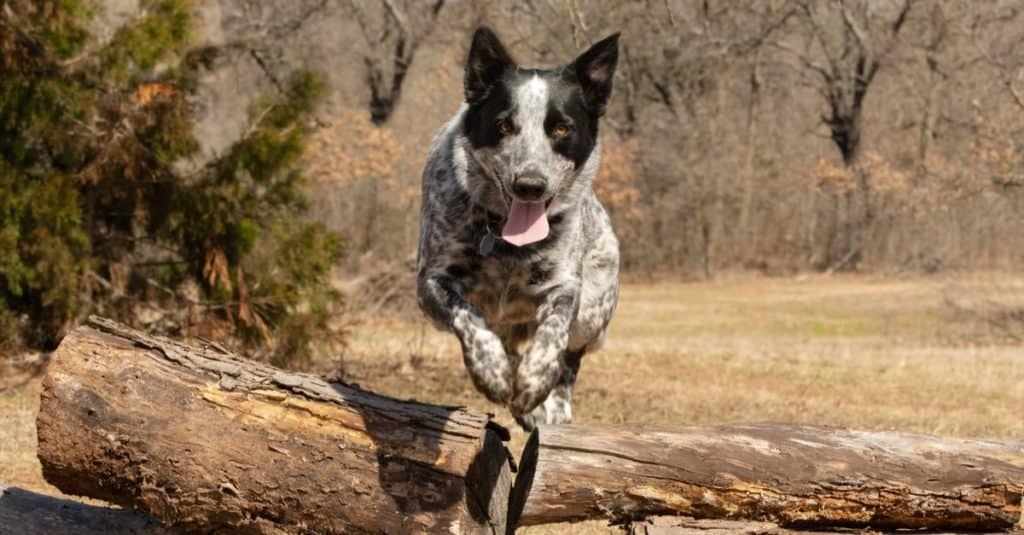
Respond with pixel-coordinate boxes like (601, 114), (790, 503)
(540, 389), (572, 424)
(542, 347), (582, 424)
(514, 348), (582, 429)
(418, 275), (513, 404)
(509, 290), (578, 417)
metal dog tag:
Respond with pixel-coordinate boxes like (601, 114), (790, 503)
(479, 232), (495, 256)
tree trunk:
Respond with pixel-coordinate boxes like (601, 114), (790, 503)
(514, 423), (1024, 532)
(36, 317), (513, 535)
(738, 51), (762, 262)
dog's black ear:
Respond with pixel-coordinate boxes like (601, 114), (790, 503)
(465, 26), (514, 104)
(570, 33), (620, 116)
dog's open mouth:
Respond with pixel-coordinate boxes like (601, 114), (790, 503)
(502, 199), (550, 247)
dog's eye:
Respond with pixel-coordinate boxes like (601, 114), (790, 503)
(552, 124), (571, 138)
(498, 120), (515, 135)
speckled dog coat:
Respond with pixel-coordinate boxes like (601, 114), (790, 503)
(416, 27), (620, 429)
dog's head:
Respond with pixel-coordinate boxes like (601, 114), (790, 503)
(462, 27), (619, 246)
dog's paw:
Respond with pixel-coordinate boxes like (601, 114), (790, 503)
(462, 329), (514, 404)
(509, 385), (544, 417)
(512, 396), (571, 431)
(510, 382), (559, 418)
(509, 360), (561, 417)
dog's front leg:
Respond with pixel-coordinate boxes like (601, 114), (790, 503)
(417, 274), (513, 404)
(510, 289), (578, 417)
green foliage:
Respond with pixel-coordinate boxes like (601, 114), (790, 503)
(242, 219), (344, 369)
(2, 0), (91, 61)
(0, 170), (89, 347)
(164, 71), (344, 366)
(100, 0), (193, 83)
(0, 0), (345, 365)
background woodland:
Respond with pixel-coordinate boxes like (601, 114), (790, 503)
(2, 0), (1023, 362)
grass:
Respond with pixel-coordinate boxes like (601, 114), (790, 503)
(0, 377), (55, 495)
(343, 273), (1024, 439)
(2, 273), (1023, 533)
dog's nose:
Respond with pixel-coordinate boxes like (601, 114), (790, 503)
(512, 175), (546, 201)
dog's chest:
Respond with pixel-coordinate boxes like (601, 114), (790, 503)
(465, 258), (542, 325)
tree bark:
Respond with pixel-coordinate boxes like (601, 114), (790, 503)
(515, 423), (1024, 532)
(0, 484), (174, 535)
(36, 317), (513, 535)
(625, 516), (852, 535)
(624, 516), (994, 535)
(32, 318), (1024, 533)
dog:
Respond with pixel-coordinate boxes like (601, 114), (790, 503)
(416, 27), (620, 430)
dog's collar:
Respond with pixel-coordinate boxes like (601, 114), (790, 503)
(470, 204), (505, 256)
(479, 226), (497, 256)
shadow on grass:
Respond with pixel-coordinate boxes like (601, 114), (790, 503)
(0, 484), (175, 534)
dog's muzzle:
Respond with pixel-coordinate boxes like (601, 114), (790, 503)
(512, 174), (546, 202)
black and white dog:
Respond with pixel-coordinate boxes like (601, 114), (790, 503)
(416, 27), (620, 430)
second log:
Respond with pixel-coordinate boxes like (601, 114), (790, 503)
(515, 423), (1024, 531)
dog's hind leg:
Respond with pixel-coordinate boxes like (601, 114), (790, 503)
(542, 348), (583, 424)
(514, 348), (583, 430)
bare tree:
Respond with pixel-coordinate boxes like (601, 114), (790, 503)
(347, 0), (447, 124)
(776, 0), (911, 166)
(766, 0), (910, 268)
(311, 0), (1024, 276)
(967, 1), (1024, 114)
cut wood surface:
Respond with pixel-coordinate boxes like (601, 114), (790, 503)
(0, 484), (173, 535)
(36, 317), (513, 534)
(516, 423), (1024, 532)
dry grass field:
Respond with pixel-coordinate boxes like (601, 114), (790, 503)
(3, 273), (1023, 532)
(341, 273), (1024, 439)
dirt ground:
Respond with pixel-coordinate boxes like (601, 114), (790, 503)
(3, 273), (1023, 533)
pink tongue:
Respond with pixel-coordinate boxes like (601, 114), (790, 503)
(502, 200), (549, 247)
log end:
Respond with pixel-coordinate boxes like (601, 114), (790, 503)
(465, 428), (515, 534)
(506, 428), (539, 533)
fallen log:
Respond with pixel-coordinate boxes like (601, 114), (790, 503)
(36, 317), (513, 534)
(0, 484), (173, 535)
(625, 516), (854, 534)
(515, 423), (1024, 532)
(34, 317), (1024, 533)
